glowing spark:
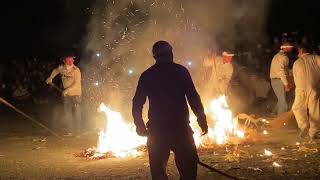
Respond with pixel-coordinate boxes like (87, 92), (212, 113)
(95, 82), (99, 86)
(263, 130), (268, 135)
(128, 69), (134, 74)
(296, 142), (300, 146)
(264, 149), (273, 156)
(187, 61), (192, 66)
(96, 53), (100, 57)
(272, 162), (282, 167)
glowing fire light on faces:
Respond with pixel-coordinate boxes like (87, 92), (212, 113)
(95, 103), (147, 158)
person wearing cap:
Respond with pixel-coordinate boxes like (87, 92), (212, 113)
(292, 44), (320, 141)
(46, 56), (82, 135)
(269, 43), (293, 115)
(203, 50), (235, 97)
(132, 41), (208, 179)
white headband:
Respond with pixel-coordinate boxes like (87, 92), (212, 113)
(280, 45), (293, 49)
(222, 51), (235, 57)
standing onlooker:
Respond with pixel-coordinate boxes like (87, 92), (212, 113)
(270, 42), (294, 115)
(46, 55), (82, 135)
(292, 44), (320, 141)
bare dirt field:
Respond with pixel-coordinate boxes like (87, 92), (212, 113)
(1, 109), (320, 180)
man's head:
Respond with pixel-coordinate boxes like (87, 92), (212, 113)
(152, 41), (173, 63)
(297, 43), (312, 57)
(64, 56), (75, 66)
(222, 51), (234, 64)
(280, 42), (294, 53)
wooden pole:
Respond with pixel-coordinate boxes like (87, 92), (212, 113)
(198, 161), (239, 180)
(0, 97), (62, 139)
(49, 83), (63, 93)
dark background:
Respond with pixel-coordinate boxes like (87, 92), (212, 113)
(1, 0), (320, 59)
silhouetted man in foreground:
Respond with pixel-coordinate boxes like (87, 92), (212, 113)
(132, 41), (208, 180)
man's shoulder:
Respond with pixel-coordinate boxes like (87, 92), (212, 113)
(144, 63), (187, 72)
(73, 65), (80, 71)
(70, 66), (81, 74)
(293, 58), (303, 67)
(173, 63), (188, 70)
(276, 52), (289, 61)
(141, 65), (155, 75)
(306, 54), (320, 60)
(141, 63), (188, 77)
(57, 65), (64, 70)
(273, 51), (285, 58)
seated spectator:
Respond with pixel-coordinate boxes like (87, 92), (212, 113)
(13, 84), (30, 100)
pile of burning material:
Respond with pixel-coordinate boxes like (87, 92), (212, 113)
(236, 113), (269, 130)
(77, 95), (253, 160)
(191, 96), (246, 147)
(76, 103), (147, 159)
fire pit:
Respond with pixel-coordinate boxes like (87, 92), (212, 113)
(77, 95), (266, 160)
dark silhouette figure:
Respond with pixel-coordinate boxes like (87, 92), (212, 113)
(132, 41), (208, 180)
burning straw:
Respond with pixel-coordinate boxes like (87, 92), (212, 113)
(77, 95), (247, 159)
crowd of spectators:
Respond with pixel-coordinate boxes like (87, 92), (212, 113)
(0, 32), (319, 107)
(0, 57), (61, 106)
(236, 31), (320, 79)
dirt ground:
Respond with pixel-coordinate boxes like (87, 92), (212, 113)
(1, 109), (320, 180)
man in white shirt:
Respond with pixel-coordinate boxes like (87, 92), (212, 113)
(46, 55), (82, 134)
(292, 44), (320, 141)
(270, 43), (293, 115)
(203, 50), (235, 98)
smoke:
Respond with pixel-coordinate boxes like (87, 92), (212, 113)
(80, 0), (270, 119)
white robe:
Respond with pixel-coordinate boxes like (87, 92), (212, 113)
(292, 54), (320, 138)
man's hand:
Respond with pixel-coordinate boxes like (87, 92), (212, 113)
(198, 120), (208, 136)
(285, 84), (290, 92)
(63, 89), (69, 96)
(45, 78), (52, 85)
(136, 127), (148, 137)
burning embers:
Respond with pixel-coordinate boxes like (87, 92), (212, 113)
(191, 95), (245, 147)
(79, 95), (246, 159)
(95, 103), (147, 158)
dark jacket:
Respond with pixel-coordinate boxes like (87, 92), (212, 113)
(132, 61), (206, 135)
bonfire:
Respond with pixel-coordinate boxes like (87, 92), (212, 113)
(78, 95), (246, 159)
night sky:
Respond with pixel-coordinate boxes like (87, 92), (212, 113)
(1, 0), (320, 59)
(1, 0), (93, 59)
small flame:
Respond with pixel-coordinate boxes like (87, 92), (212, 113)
(95, 103), (147, 157)
(264, 149), (273, 156)
(191, 95), (245, 146)
(210, 96), (243, 144)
